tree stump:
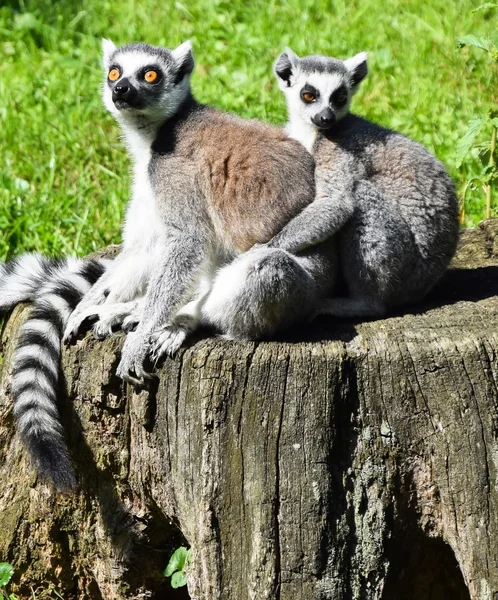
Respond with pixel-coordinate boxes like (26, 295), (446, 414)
(1, 221), (498, 600)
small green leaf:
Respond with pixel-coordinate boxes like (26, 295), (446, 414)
(171, 571), (188, 589)
(457, 35), (493, 52)
(164, 547), (188, 577)
(0, 563), (14, 587)
(455, 117), (487, 167)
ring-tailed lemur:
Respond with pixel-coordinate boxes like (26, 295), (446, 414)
(271, 49), (459, 317)
(1, 41), (336, 490)
(0, 254), (108, 490)
(64, 40), (337, 387)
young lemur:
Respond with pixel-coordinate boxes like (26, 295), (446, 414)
(270, 49), (459, 317)
(0, 40), (336, 489)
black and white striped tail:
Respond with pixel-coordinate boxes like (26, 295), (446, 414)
(0, 253), (75, 312)
(12, 259), (106, 491)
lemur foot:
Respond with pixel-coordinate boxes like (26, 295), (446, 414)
(150, 325), (187, 362)
(116, 331), (155, 388)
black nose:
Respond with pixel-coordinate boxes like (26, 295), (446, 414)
(312, 109), (336, 129)
(114, 84), (129, 97)
(112, 77), (133, 101)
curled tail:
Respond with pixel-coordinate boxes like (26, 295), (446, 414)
(0, 253), (78, 311)
(12, 259), (107, 491)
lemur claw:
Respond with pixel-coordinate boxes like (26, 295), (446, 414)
(150, 325), (187, 363)
(116, 331), (155, 385)
(63, 311), (98, 343)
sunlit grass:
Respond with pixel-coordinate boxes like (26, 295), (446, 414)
(0, 0), (495, 260)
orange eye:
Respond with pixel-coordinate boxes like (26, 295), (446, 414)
(145, 70), (158, 83)
(108, 68), (120, 81)
(302, 92), (316, 103)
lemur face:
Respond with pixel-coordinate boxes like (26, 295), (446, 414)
(274, 49), (368, 131)
(101, 39), (194, 120)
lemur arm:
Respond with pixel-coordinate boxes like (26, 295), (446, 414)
(266, 166), (357, 254)
(63, 247), (156, 342)
(116, 228), (210, 386)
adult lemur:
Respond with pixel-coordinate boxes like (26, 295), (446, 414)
(271, 49), (459, 317)
(0, 41), (336, 489)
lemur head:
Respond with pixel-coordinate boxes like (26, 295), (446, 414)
(274, 49), (368, 131)
(102, 39), (194, 124)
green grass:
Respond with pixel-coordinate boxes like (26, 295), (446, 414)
(0, 0), (496, 260)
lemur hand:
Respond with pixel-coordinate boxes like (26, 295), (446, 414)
(150, 324), (188, 363)
(116, 331), (155, 388)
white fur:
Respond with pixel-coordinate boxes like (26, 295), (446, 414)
(40, 293), (71, 320)
(201, 250), (259, 324)
(15, 345), (59, 376)
(344, 52), (368, 77)
(13, 368), (56, 396)
(59, 271), (93, 295)
(16, 405), (61, 433)
(171, 40), (193, 64)
(102, 38), (117, 68)
(0, 254), (50, 307)
(285, 119), (318, 154)
(22, 319), (60, 347)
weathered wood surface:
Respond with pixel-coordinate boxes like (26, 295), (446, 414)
(1, 220), (498, 600)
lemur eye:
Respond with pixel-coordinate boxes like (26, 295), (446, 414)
(108, 68), (120, 82)
(302, 92), (316, 103)
(144, 70), (159, 83)
(332, 88), (348, 105)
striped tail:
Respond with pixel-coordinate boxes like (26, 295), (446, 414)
(0, 253), (76, 311)
(12, 259), (107, 491)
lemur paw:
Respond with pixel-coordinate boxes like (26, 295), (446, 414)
(150, 325), (187, 362)
(64, 308), (99, 343)
(92, 319), (115, 340)
(116, 331), (155, 388)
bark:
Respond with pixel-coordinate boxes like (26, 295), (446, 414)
(1, 221), (498, 600)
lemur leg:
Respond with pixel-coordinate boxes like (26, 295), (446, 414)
(64, 250), (154, 343)
(199, 242), (336, 342)
(337, 180), (418, 312)
(145, 242), (332, 372)
(116, 234), (209, 386)
(149, 262), (217, 360)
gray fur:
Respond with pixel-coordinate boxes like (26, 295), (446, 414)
(66, 40), (337, 386)
(273, 49), (459, 317)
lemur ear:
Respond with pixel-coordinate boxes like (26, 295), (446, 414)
(344, 52), (368, 88)
(171, 40), (195, 83)
(102, 38), (117, 68)
(274, 47), (300, 87)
